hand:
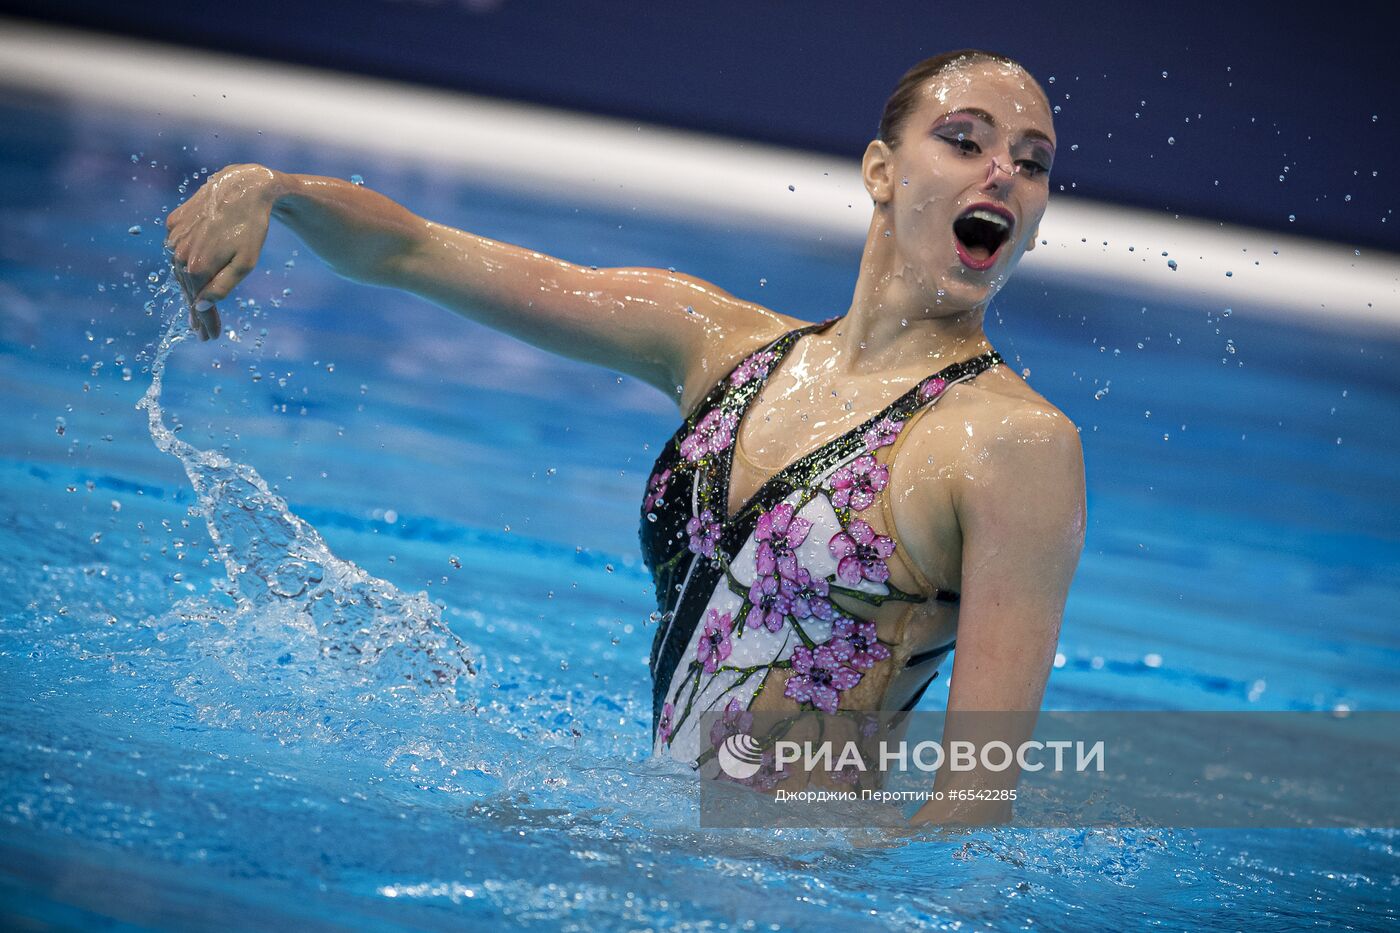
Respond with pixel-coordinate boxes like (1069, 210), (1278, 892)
(164, 163), (282, 341)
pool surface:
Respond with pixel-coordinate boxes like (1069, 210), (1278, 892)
(2, 88), (1398, 930)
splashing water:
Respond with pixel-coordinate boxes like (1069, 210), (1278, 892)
(94, 275), (1206, 929)
(134, 276), (480, 749)
(125, 277), (698, 816)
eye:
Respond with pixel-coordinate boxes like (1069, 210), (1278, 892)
(938, 133), (980, 154)
(1015, 160), (1050, 177)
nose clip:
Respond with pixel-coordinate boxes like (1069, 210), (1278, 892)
(986, 157), (1016, 183)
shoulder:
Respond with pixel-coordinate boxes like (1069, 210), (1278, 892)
(675, 307), (810, 416)
(903, 367), (1081, 462)
(967, 381), (1082, 474)
(899, 369), (1085, 528)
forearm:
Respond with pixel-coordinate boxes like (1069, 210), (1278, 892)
(269, 172), (657, 372)
(252, 169), (753, 395)
(270, 172), (428, 287)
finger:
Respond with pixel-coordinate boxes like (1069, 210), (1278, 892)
(192, 260), (250, 342)
(193, 299), (222, 340)
(194, 262), (244, 309)
(182, 249), (228, 301)
(170, 263), (207, 340)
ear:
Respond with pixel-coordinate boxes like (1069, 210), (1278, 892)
(862, 139), (895, 205)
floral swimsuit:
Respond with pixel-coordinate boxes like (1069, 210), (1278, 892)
(640, 316), (1004, 769)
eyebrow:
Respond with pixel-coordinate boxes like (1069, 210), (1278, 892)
(935, 107), (1056, 151)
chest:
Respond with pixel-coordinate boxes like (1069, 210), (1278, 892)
(729, 365), (925, 515)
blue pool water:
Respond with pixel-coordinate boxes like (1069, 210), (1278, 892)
(2, 88), (1398, 929)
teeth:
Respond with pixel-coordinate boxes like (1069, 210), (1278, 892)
(965, 208), (1011, 231)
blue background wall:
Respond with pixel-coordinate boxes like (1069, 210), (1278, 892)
(2, 0), (1395, 251)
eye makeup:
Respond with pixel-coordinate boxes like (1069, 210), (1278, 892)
(931, 107), (1055, 165)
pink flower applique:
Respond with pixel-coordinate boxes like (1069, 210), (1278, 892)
(830, 615), (891, 670)
(829, 454), (889, 511)
(658, 701), (675, 745)
(754, 502), (812, 579)
(644, 467), (671, 512)
(746, 573), (790, 633)
(827, 519), (896, 585)
(736, 747), (791, 791)
(686, 508), (722, 558)
(730, 350), (777, 387)
(697, 608), (734, 673)
(918, 376), (948, 402)
(784, 643), (863, 714)
(709, 696), (754, 750)
(679, 408), (739, 463)
(778, 567), (835, 622)
(862, 416), (904, 451)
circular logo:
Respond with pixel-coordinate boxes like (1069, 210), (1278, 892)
(716, 732), (765, 780)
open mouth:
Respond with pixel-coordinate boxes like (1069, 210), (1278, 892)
(952, 204), (1014, 270)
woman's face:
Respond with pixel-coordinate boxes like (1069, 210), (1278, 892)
(877, 59), (1057, 310)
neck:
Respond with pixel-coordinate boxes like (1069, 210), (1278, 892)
(830, 210), (996, 373)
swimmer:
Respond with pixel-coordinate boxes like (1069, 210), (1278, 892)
(165, 49), (1086, 826)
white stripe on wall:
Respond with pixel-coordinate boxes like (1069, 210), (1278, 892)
(1, 17), (1395, 330)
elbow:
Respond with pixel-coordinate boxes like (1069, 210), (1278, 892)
(358, 236), (424, 290)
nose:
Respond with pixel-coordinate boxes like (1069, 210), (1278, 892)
(983, 155), (1015, 187)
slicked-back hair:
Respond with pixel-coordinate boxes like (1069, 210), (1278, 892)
(877, 50), (1046, 150)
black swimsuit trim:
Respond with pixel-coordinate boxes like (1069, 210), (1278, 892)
(905, 640), (956, 668)
(643, 318), (1001, 735)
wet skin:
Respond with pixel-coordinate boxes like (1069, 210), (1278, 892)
(164, 58), (1085, 826)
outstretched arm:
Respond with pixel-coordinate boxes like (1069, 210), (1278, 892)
(164, 164), (790, 400)
(910, 404), (1086, 826)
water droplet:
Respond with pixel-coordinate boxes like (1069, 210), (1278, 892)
(1288, 214), (1296, 222)
(55, 417), (66, 436)
(449, 556), (461, 569)
(1167, 136), (1175, 145)
(350, 174), (365, 186)
(127, 225), (143, 236)
(1167, 259), (1178, 271)
(605, 564), (615, 573)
